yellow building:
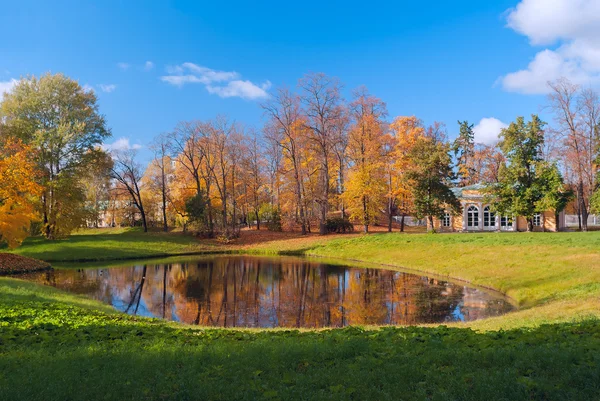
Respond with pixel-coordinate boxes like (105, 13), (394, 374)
(433, 184), (564, 232)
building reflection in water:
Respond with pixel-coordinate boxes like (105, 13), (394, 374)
(29, 256), (513, 328)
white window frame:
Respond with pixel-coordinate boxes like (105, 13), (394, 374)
(467, 205), (479, 230)
(442, 213), (451, 228)
(500, 215), (514, 231)
(533, 213), (542, 227)
(483, 206), (496, 230)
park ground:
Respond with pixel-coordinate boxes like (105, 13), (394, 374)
(2, 228), (600, 399)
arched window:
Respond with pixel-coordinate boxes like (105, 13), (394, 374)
(442, 213), (451, 227)
(483, 206), (496, 228)
(467, 205), (479, 229)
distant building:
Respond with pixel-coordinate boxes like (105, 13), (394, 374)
(432, 184), (564, 232)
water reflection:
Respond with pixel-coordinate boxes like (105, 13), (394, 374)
(28, 256), (513, 328)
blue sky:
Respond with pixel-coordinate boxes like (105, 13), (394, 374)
(2, 0), (598, 159)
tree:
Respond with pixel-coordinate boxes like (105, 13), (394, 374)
(534, 162), (573, 231)
(0, 73), (111, 238)
(0, 139), (42, 247)
(490, 115), (557, 232)
(547, 79), (599, 231)
(110, 149), (148, 232)
(405, 126), (460, 231)
(82, 151), (113, 228)
(342, 87), (388, 233)
(243, 132), (266, 230)
(263, 88), (310, 234)
(149, 134), (173, 232)
(453, 120), (476, 186)
(389, 116), (424, 232)
(299, 73), (346, 234)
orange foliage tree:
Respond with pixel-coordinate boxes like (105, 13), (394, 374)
(0, 140), (42, 247)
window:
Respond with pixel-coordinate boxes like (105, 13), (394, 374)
(467, 205), (479, 229)
(500, 216), (513, 228)
(533, 213), (542, 227)
(483, 206), (496, 228)
(442, 213), (451, 227)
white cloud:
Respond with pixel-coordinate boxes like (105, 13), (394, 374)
(473, 118), (508, 145)
(161, 62), (269, 100)
(82, 84), (95, 93)
(0, 78), (18, 98)
(500, 0), (600, 94)
(97, 84), (117, 93)
(102, 137), (142, 152)
(117, 62), (130, 71)
(144, 61), (154, 71)
(207, 80), (272, 100)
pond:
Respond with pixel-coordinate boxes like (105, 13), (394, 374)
(26, 255), (514, 328)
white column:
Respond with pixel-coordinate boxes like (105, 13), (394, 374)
(462, 202), (467, 231)
(478, 202), (483, 231)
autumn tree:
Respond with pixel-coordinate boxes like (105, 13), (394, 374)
(547, 78), (599, 231)
(0, 139), (42, 247)
(299, 73), (346, 234)
(0, 73), (111, 238)
(110, 149), (148, 232)
(263, 88), (310, 234)
(343, 87), (388, 233)
(243, 132), (266, 230)
(148, 134), (173, 232)
(389, 116), (425, 231)
(82, 151), (113, 227)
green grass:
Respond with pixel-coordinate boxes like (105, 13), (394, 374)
(1, 277), (600, 401)
(10, 227), (219, 262)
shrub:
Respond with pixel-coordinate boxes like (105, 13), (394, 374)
(326, 217), (354, 233)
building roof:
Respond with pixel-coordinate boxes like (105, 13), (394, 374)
(451, 183), (487, 199)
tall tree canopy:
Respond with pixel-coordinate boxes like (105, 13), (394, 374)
(0, 73), (111, 238)
(490, 115), (567, 231)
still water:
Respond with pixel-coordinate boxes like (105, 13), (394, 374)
(27, 255), (514, 328)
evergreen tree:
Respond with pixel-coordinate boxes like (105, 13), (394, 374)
(453, 120), (475, 187)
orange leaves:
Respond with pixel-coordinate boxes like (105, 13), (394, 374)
(0, 140), (42, 248)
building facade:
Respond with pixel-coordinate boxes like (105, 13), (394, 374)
(432, 184), (564, 232)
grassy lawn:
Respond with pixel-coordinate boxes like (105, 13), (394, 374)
(1, 277), (600, 401)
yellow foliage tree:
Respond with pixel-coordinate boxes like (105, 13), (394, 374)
(389, 116), (425, 231)
(0, 140), (42, 247)
(343, 88), (388, 233)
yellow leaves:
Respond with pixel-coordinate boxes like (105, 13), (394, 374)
(0, 140), (42, 248)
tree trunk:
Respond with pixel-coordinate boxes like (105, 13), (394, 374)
(255, 209), (260, 231)
(579, 181), (588, 231)
(363, 196), (368, 233)
(427, 215), (434, 232)
(400, 214), (405, 233)
(527, 218), (533, 232)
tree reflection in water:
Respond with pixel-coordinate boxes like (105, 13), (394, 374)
(28, 256), (513, 328)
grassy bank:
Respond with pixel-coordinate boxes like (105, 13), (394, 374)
(1, 277), (600, 401)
